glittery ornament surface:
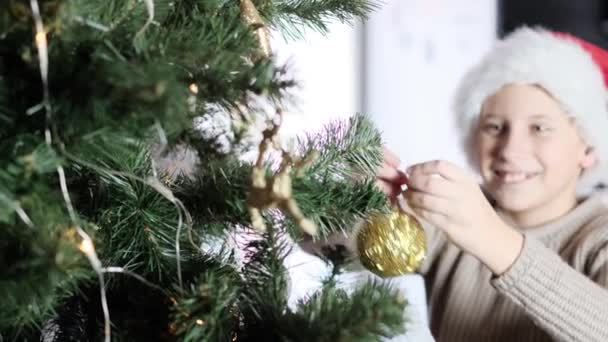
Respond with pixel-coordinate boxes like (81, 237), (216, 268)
(357, 209), (427, 277)
(239, 0), (272, 58)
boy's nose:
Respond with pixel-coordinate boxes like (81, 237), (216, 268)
(494, 130), (529, 160)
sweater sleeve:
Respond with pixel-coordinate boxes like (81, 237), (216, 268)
(491, 236), (608, 342)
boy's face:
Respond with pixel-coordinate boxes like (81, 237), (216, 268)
(474, 84), (595, 222)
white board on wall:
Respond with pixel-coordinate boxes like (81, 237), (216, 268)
(364, 0), (497, 171)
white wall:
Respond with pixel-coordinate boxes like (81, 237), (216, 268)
(274, 1), (498, 171)
(364, 0), (497, 170)
(272, 22), (361, 138)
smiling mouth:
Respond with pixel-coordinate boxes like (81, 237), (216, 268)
(492, 170), (540, 184)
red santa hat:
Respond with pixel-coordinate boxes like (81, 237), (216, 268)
(454, 26), (608, 189)
(553, 31), (608, 87)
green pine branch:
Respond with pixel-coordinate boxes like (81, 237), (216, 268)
(0, 142), (92, 334)
(0, 202), (92, 335)
(0, 81), (14, 136)
(0, 0), (406, 340)
(281, 280), (407, 341)
(66, 136), (203, 282)
(176, 115), (388, 240)
(260, 0), (379, 40)
(293, 177), (387, 239)
(298, 114), (384, 180)
(171, 261), (242, 342)
(238, 226), (292, 340)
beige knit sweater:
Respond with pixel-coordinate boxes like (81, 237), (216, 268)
(420, 192), (608, 341)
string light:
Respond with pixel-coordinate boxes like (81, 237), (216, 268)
(196, 319), (204, 326)
(29, 0), (51, 144)
(0, 193), (34, 228)
(14, 205), (34, 228)
(188, 83), (199, 94)
(73, 16), (109, 32)
(34, 31), (46, 46)
(74, 228), (110, 342)
(29, 1), (112, 340)
(102, 267), (167, 295)
(26, 1), (195, 341)
(78, 239), (95, 255)
(153, 121), (168, 155)
(136, 0), (155, 38)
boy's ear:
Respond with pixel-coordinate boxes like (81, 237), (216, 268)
(581, 147), (597, 169)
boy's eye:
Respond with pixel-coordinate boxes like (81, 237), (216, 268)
(481, 123), (502, 134)
(532, 124), (552, 133)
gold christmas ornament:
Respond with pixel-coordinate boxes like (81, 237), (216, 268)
(357, 208), (427, 277)
(239, 0), (272, 59)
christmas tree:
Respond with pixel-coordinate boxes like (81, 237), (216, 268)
(1, 0), (408, 340)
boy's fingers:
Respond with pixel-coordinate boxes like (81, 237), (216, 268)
(404, 190), (451, 213)
(382, 146), (401, 168)
(406, 173), (460, 199)
(395, 169), (409, 184)
(377, 164), (408, 185)
(407, 160), (467, 182)
(375, 179), (403, 198)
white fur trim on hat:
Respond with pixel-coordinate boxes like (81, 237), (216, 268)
(454, 26), (608, 190)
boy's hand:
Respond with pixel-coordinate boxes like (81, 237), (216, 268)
(375, 147), (408, 201)
(404, 160), (523, 275)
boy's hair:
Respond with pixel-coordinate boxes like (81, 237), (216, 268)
(454, 26), (608, 192)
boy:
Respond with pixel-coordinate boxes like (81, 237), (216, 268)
(378, 27), (608, 341)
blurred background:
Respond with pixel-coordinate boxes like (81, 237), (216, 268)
(276, 0), (608, 339)
(276, 0), (608, 170)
